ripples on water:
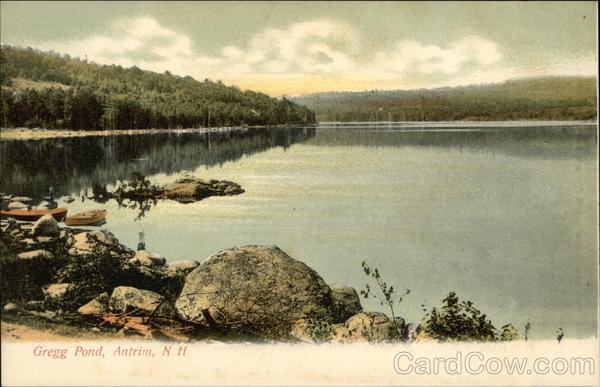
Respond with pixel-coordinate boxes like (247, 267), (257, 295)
(1, 122), (597, 339)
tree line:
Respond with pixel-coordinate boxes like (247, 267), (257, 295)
(0, 46), (316, 130)
(292, 77), (597, 122)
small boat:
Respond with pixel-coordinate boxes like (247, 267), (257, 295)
(64, 209), (107, 226)
(0, 207), (68, 222)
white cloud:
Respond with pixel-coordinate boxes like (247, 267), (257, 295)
(372, 36), (502, 75)
(33, 16), (596, 93)
(241, 19), (358, 74)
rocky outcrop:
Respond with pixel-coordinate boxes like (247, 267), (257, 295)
(290, 311), (409, 343)
(32, 214), (60, 237)
(128, 250), (166, 267)
(109, 286), (173, 317)
(68, 231), (133, 257)
(331, 286), (362, 321)
(175, 245), (335, 327)
(340, 312), (400, 342)
(113, 177), (244, 204)
(167, 260), (200, 275)
(158, 178), (244, 202)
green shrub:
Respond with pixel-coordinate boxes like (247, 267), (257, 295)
(417, 292), (519, 342)
(0, 238), (68, 305)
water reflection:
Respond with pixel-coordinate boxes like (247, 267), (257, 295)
(309, 123), (597, 160)
(0, 126), (315, 199)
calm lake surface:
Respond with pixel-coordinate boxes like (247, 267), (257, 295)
(1, 122), (597, 339)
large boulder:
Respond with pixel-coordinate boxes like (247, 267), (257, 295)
(175, 246), (335, 327)
(109, 286), (173, 316)
(32, 214), (60, 237)
(128, 250), (166, 267)
(331, 286), (363, 322)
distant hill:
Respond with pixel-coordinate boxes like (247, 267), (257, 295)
(291, 77), (597, 122)
(0, 46), (315, 130)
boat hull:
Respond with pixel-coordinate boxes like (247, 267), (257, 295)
(64, 210), (107, 226)
(0, 207), (68, 222)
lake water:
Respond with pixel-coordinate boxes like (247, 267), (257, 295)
(1, 122), (597, 339)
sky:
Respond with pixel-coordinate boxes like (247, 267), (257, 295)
(1, 1), (597, 96)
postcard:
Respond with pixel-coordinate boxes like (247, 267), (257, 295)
(0, 1), (598, 386)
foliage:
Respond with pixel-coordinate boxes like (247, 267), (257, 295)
(498, 323), (519, 341)
(0, 45), (316, 130)
(292, 77), (597, 122)
(0, 250), (44, 304)
(417, 292), (519, 342)
(114, 172), (156, 197)
(360, 261), (410, 341)
(0, 234), (68, 305)
(304, 316), (335, 343)
(49, 233), (183, 312)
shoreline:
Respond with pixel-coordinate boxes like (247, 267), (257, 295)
(0, 126), (274, 141)
(1, 120), (596, 141)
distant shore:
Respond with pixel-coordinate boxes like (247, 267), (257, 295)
(0, 126), (261, 141)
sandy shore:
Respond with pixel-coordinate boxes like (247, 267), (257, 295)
(0, 126), (253, 141)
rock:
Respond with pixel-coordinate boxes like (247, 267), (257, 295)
(32, 214), (60, 237)
(175, 245), (335, 328)
(24, 300), (45, 311)
(11, 196), (33, 203)
(109, 286), (173, 317)
(64, 196), (75, 203)
(126, 265), (184, 298)
(35, 236), (55, 243)
(332, 323), (352, 342)
(331, 286), (362, 321)
(343, 312), (397, 342)
(20, 238), (38, 249)
(43, 283), (72, 299)
(69, 231), (133, 256)
(290, 319), (336, 342)
(414, 330), (437, 343)
(78, 293), (110, 315)
(17, 249), (54, 260)
(167, 260), (200, 274)
(159, 178), (244, 202)
(3, 303), (19, 313)
(161, 181), (211, 200)
(290, 319), (313, 342)
(8, 201), (28, 210)
(223, 184), (244, 195)
(128, 250), (166, 267)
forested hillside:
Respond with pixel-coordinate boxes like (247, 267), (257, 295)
(0, 46), (315, 130)
(292, 77), (597, 122)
